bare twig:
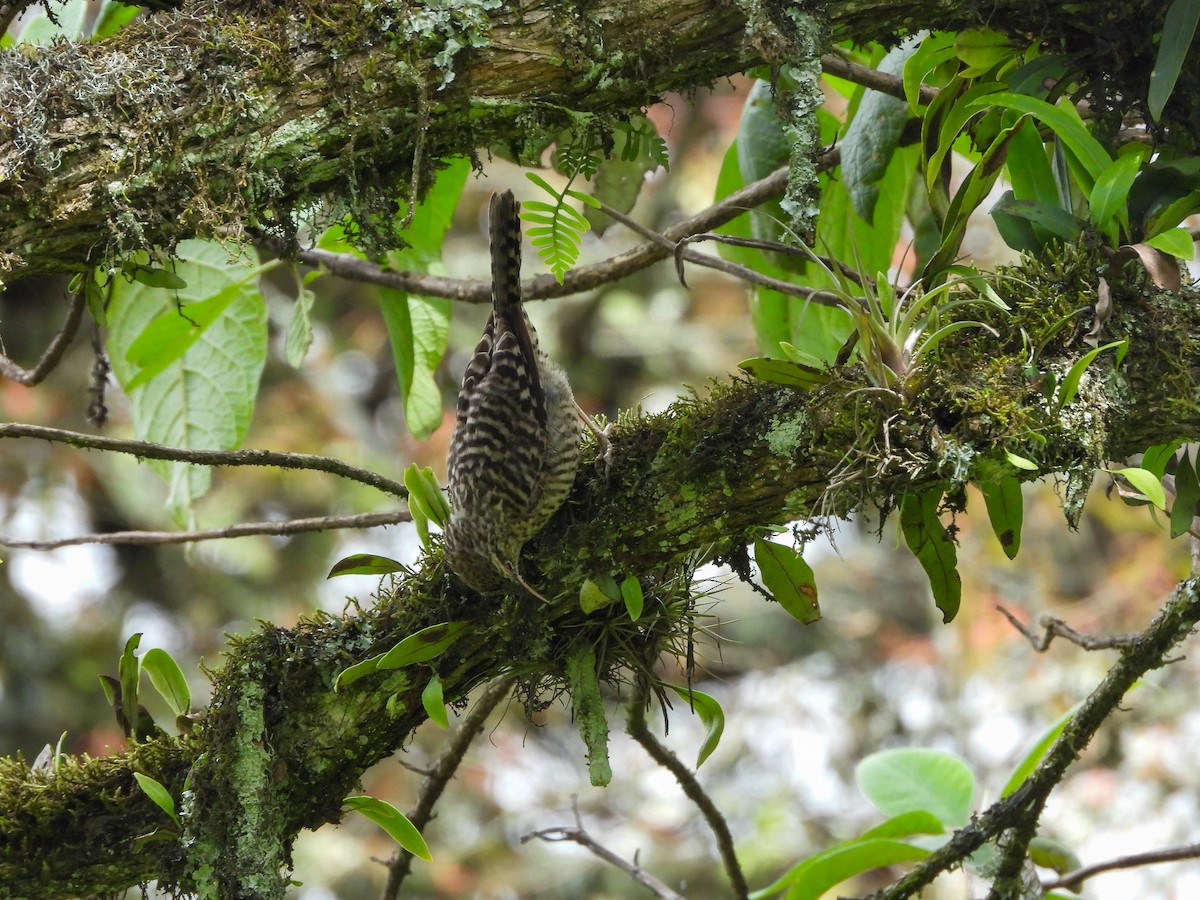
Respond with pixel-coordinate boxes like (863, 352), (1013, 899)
(0, 422), (407, 498)
(997, 605), (1138, 651)
(819, 52), (939, 106)
(627, 686), (748, 899)
(0, 293), (86, 386)
(1042, 841), (1200, 892)
(382, 677), (516, 900)
(0, 511), (409, 550)
(284, 158), (835, 302)
(522, 799), (686, 900)
(867, 577), (1200, 899)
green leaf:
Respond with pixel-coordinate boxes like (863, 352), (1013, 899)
(1106, 466), (1167, 510)
(1029, 836), (1083, 875)
(332, 654), (385, 691)
(579, 576), (618, 613)
(954, 28), (1012, 70)
(378, 622), (469, 669)
(403, 463), (449, 529)
(902, 32), (956, 110)
(381, 292), (451, 441)
(133, 773), (180, 826)
(1171, 450), (1200, 538)
(899, 489), (961, 622)
(666, 686), (725, 768)
(968, 92), (1111, 189)
(856, 748), (975, 827)
(1000, 704), (1079, 797)
(1089, 149), (1147, 230)
(978, 472), (1023, 559)
(860, 810), (946, 840)
(990, 192), (1085, 241)
(1004, 451), (1038, 471)
(107, 240), (268, 522)
(523, 173), (593, 281)
(842, 40), (918, 221)
(118, 633), (142, 742)
(620, 576), (645, 621)
(1054, 339), (1129, 410)
(753, 538), (821, 624)
(567, 646), (610, 787)
(738, 357), (830, 389)
(284, 287), (315, 367)
(1144, 226), (1196, 260)
(751, 837), (930, 900)
(1148, 0), (1200, 119)
(421, 673), (449, 729)
(141, 648), (191, 718)
(1003, 112), (1060, 208)
(327, 554), (405, 577)
(344, 796), (431, 860)
(1142, 439), (1184, 479)
(124, 263), (188, 290)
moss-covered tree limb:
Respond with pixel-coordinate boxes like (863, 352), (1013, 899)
(0, 0), (1186, 283)
(0, 250), (1197, 896)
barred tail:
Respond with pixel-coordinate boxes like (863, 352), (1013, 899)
(490, 191), (523, 315)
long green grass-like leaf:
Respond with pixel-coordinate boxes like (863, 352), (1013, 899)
(1149, 0), (1200, 119)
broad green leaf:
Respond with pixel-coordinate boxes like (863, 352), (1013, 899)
(754, 538), (821, 624)
(1029, 836), (1083, 875)
(620, 576), (645, 622)
(1005, 450), (1039, 471)
(782, 840), (931, 900)
(842, 40), (919, 221)
(738, 357), (830, 389)
(1003, 112), (1060, 208)
(17, 0), (91, 43)
(968, 92), (1111, 188)
(1171, 450), (1200, 537)
(327, 554), (404, 577)
(954, 28), (1012, 70)
(978, 473), (1023, 559)
(567, 646), (610, 787)
(344, 796), (431, 860)
(141, 649), (190, 717)
(94, 1), (142, 38)
(1106, 466), (1167, 510)
(134, 773), (180, 825)
(1089, 149), (1148, 230)
(860, 810), (946, 839)
(579, 575), (619, 613)
(1148, 0), (1200, 119)
(1142, 439), (1184, 479)
(899, 489), (962, 622)
(1054, 339), (1129, 409)
(1144, 226), (1196, 260)
(902, 32), (956, 110)
(422, 674), (449, 728)
(989, 192), (1085, 246)
(333, 654), (384, 690)
(1000, 704), (1080, 797)
(378, 622), (469, 669)
(925, 80), (1004, 197)
(856, 748), (975, 827)
(665, 685), (726, 768)
(108, 240), (268, 522)
(122, 287), (245, 389)
(284, 286), (315, 367)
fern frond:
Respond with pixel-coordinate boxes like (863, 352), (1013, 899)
(522, 173), (598, 283)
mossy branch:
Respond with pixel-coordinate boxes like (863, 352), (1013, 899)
(0, 264), (1197, 895)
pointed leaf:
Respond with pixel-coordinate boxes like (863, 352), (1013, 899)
(1055, 339), (1129, 410)
(1148, 0), (1200, 119)
(1171, 450), (1200, 537)
(666, 685), (725, 768)
(378, 622), (469, 669)
(899, 489), (961, 622)
(422, 674), (449, 729)
(1106, 466), (1167, 510)
(978, 473), (1023, 559)
(134, 773), (180, 825)
(1143, 226), (1196, 261)
(620, 576), (645, 622)
(344, 795), (431, 860)
(739, 357), (830, 389)
(141, 648), (191, 717)
(1005, 451), (1039, 471)
(327, 554), (404, 578)
(1000, 703), (1080, 797)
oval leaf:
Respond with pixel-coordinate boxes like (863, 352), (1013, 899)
(978, 473), (1024, 559)
(1106, 466), (1167, 510)
(753, 538), (820, 624)
(134, 773), (180, 825)
(856, 748), (975, 827)
(327, 554), (405, 578)
(344, 795), (431, 860)
(421, 673), (449, 729)
(378, 622), (469, 670)
(620, 576), (645, 621)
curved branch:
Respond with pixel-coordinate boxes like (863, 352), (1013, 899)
(0, 292), (85, 385)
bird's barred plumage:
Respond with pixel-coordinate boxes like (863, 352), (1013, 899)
(443, 191), (582, 596)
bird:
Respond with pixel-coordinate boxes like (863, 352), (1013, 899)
(443, 190), (582, 599)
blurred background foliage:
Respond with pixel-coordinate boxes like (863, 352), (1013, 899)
(1, 52), (1197, 900)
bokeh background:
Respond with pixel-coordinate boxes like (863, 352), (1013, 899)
(1, 68), (1198, 899)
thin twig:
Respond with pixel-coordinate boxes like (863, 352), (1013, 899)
(1042, 841), (1200, 892)
(0, 511), (409, 550)
(522, 799), (686, 900)
(382, 677), (516, 900)
(0, 293), (86, 386)
(819, 52), (939, 106)
(996, 605), (1137, 651)
(627, 685), (748, 899)
(867, 577), (1200, 899)
(0, 422), (407, 497)
(283, 157), (833, 302)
